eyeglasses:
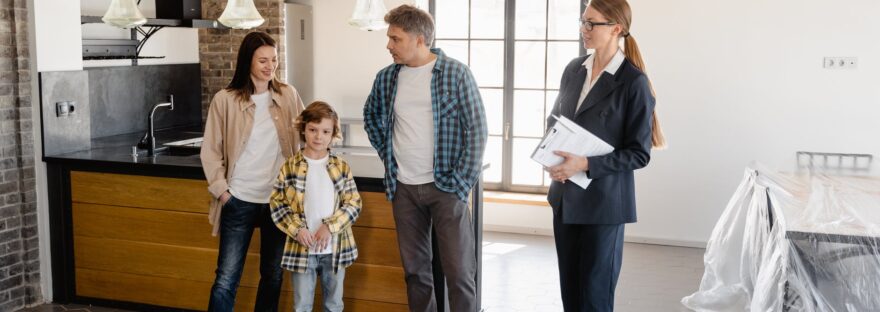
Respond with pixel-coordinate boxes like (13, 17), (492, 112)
(579, 19), (617, 31)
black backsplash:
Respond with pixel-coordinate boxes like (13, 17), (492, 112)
(87, 64), (202, 138)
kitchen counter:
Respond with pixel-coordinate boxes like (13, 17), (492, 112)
(44, 129), (203, 174)
(44, 128), (386, 180)
(43, 130), (480, 311)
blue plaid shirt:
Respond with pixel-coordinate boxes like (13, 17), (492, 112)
(363, 48), (487, 201)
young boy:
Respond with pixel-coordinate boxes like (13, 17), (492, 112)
(269, 101), (361, 312)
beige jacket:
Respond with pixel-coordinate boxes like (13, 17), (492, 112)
(201, 84), (304, 236)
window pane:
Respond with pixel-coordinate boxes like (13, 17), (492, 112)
(512, 138), (543, 186)
(546, 41), (580, 89)
(548, 0), (581, 40)
(471, 0), (505, 39)
(435, 40), (469, 65)
(436, 0), (469, 39)
(514, 41), (546, 89)
(544, 171), (552, 186)
(515, 0), (546, 40)
(484, 136), (503, 183)
(480, 88), (504, 135)
(470, 40), (504, 88)
(513, 90), (545, 137)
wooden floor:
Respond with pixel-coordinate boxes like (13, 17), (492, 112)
(21, 232), (706, 312)
(480, 232), (704, 312)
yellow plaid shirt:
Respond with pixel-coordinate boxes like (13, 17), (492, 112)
(269, 150), (361, 273)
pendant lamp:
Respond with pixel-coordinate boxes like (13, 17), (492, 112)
(349, 0), (388, 31)
(218, 0), (265, 29)
(102, 0), (147, 29)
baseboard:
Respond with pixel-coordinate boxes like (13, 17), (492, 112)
(483, 227), (707, 249)
(483, 224), (554, 236)
(623, 235), (707, 249)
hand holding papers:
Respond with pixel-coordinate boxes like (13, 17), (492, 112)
(531, 115), (614, 189)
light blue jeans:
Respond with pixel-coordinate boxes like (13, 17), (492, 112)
(293, 254), (346, 312)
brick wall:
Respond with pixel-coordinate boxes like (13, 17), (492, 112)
(0, 0), (41, 309)
(199, 0), (286, 120)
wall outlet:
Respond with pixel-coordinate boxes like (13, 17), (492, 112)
(68, 101), (77, 115)
(55, 101), (76, 117)
(824, 57), (858, 69)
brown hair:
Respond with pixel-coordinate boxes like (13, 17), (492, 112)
(295, 101), (343, 144)
(226, 32), (287, 103)
(589, 0), (667, 149)
(385, 4), (435, 46)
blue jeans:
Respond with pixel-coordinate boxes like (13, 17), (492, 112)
(208, 196), (286, 312)
(292, 254), (346, 312)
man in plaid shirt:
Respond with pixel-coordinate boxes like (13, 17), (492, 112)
(363, 5), (487, 312)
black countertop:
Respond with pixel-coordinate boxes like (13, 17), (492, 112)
(44, 127), (206, 176)
(43, 127), (387, 183)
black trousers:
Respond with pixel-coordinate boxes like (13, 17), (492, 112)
(553, 207), (625, 312)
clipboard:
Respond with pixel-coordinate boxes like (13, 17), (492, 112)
(530, 115), (614, 189)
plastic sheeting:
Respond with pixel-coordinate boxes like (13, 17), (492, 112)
(682, 163), (880, 312)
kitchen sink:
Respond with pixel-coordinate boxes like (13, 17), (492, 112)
(161, 145), (201, 156)
(160, 137), (203, 156)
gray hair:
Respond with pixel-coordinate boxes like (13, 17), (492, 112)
(385, 4), (435, 46)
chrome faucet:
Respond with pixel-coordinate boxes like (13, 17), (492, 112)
(141, 95), (174, 156)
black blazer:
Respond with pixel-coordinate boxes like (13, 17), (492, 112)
(546, 55), (655, 225)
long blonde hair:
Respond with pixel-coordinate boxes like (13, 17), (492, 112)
(590, 0), (667, 149)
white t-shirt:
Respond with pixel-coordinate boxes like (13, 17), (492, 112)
(393, 59), (437, 185)
(228, 91), (285, 204)
(304, 155), (335, 255)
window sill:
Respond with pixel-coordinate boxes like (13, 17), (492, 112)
(484, 191), (550, 207)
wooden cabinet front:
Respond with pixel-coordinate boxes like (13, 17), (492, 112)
(70, 171), (407, 311)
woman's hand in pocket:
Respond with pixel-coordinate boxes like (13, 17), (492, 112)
(219, 191), (232, 206)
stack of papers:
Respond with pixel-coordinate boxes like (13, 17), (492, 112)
(531, 115), (614, 189)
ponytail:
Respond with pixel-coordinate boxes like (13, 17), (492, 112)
(624, 35), (667, 149)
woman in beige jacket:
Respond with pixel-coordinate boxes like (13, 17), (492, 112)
(200, 31), (304, 312)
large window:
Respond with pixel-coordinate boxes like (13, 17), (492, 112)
(432, 0), (583, 193)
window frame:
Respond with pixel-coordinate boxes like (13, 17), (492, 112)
(429, 0), (586, 194)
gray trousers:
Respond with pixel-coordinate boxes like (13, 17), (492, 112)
(393, 182), (477, 312)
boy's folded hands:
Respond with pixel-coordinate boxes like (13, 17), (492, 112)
(295, 225), (332, 250)
(296, 228), (315, 248)
(313, 224), (332, 250)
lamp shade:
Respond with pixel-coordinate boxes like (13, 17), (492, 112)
(348, 0), (388, 31)
(101, 0), (147, 28)
(218, 0), (265, 29)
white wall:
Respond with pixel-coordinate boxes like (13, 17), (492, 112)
(34, 0), (83, 71)
(627, 0), (880, 246)
(310, 0), (880, 247)
(31, 0), (87, 302)
(484, 202), (554, 236)
(29, 0), (55, 302)
(80, 0), (199, 67)
(312, 0), (410, 119)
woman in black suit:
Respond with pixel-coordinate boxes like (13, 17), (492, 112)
(545, 0), (666, 310)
